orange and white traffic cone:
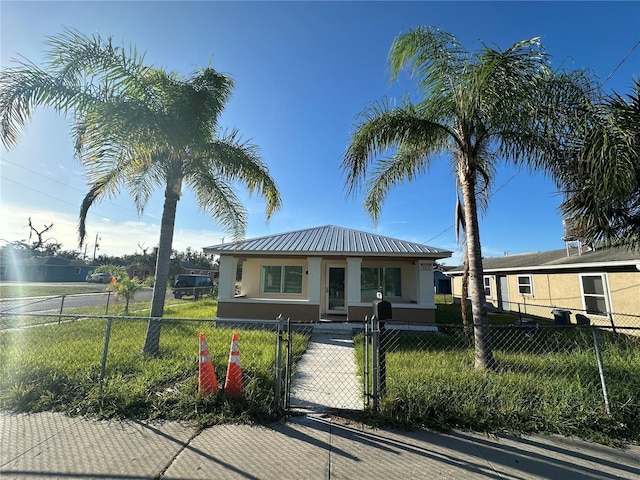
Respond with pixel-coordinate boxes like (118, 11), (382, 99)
(224, 331), (243, 398)
(198, 332), (218, 395)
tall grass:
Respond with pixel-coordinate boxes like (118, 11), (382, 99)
(356, 328), (640, 445)
(0, 300), (309, 427)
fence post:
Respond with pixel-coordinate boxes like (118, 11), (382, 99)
(607, 312), (617, 335)
(58, 295), (66, 325)
(363, 315), (370, 409)
(105, 291), (112, 315)
(99, 317), (113, 389)
(275, 314), (283, 407)
(372, 315), (379, 412)
(379, 319), (387, 399)
(591, 326), (611, 415)
(284, 317), (292, 409)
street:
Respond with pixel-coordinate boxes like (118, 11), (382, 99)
(0, 282), (153, 315)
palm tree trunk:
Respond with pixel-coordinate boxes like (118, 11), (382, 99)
(459, 169), (494, 369)
(142, 178), (180, 355)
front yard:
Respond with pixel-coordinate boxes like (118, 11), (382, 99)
(1, 297), (638, 445)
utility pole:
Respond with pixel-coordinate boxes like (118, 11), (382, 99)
(93, 233), (101, 262)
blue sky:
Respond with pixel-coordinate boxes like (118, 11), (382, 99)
(1, 1), (639, 265)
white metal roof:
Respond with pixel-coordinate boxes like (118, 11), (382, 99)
(203, 225), (451, 258)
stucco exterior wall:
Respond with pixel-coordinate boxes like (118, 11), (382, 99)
(453, 270), (640, 322)
(220, 254), (440, 323)
(608, 272), (640, 314)
(217, 299), (320, 321)
(348, 304), (436, 324)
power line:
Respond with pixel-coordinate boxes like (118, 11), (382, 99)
(602, 39), (640, 87)
(1, 176), (82, 209)
(422, 168), (523, 244)
(1, 159), (139, 215)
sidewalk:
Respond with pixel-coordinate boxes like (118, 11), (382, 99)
(2, 411), (639, 479)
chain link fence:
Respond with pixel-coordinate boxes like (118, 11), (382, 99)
(0, 289), (209, 330)
(0, 311), (308, 422)
(2, 298), (639, 440)
(492, 299), (640, 333)
(363, 310), (640, 441)
(370, 320), (640, 408)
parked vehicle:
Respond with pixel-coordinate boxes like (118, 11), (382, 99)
(85, 272), (113, 283)
(172, 274), (213, 299)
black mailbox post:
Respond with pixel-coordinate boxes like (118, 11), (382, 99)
(372, 299), (391, 398)
(373, 299), (392, 321)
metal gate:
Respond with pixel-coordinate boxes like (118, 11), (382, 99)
(275, 315), (373, 412)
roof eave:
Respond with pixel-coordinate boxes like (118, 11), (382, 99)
(205, 249), (452, 259)
(448, 259), (640, 275)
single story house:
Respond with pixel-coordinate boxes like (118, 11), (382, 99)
(0, 256), (93, 282)
(447, 245), (640, 326)
(177, 263), (218, 283)
(126, 265), (154, 281)
(203, 225), (452, 324)
(434, 269), (452, 294)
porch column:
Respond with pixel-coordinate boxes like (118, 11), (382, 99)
(306, 257), (322, 303)
(416, 259), (435, 307)
(347, 257), (362, 306)
(217, 255), (237, 300)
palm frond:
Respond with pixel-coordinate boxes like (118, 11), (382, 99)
(342, 99), (453, 197)
(454, 187), (466, 244)
(190, 132), (282, 220)
(363, 143), (434, 223)
(45, 28), (156, 104)
(0, 62), (99, 148)
(187, 166), (248, 242)
(388, 26), (467, 97)
(559, 79), (640, 248)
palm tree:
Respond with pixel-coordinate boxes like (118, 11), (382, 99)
(342, 27), (594, 369)
(559, 79), (640, 249)
(0, 29), (281, 354)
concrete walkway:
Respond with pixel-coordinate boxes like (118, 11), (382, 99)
(289, 328), (362, 411)
(2, 411), (639, 479)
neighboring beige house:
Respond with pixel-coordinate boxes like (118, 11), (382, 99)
(448, 246), (640, 326)
(203, 225), (451, 324)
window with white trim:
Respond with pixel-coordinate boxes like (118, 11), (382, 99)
(517, 275), (533, 295)
(483, 276), (492, 297)
(261, 265), (303, 294)
(580, 274), (608, 316)
(361, 267), (401, 297)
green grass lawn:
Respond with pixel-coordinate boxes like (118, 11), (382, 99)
(0, 299), (310, 427)
(0, 295), (187, 329)
(0, 283), (111, 298)
(355, 327), (640, 445)
(2, 295), (638, 444)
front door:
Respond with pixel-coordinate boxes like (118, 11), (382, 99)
(497, 275), (510, 311)
(327, 266), (346, 313)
